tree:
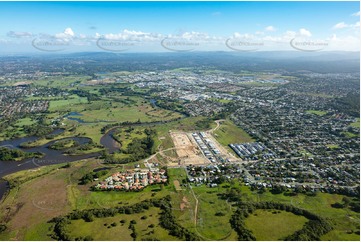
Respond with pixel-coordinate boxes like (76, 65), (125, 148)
(83, 212), (94, 222)
(342, 197), (351, 207)
(0, 224), (6, 233)
(130, 232), (137, 239)
(84, 236), (94, 241)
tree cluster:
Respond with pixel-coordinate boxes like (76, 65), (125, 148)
(70, 89), (100, 102)
(49, 196), (199, 241)
(49, 139), (78, 150)
(0, 147), (43, 161)
(158, 196), (201, 241)
(105, 129), (157, 164)
(0, 224), (6, 233)
(230, 201), (333, 241)
(23, 124), (54, 137)
(79, 170), (108, 185)
(64, 140), (102, 155)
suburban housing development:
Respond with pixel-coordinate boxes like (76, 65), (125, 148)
(94, 168), (168, 191)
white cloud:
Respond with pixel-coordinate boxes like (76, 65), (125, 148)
(327, 34), (360, 51)
(299, 28), (312, 37)
(7, 31), (32, 38)
(176, 31), (208, 40)
(351, 21), (360, 28)
(231, 32), (255, 39)
(98, 29), (162, 42)
(4, 26), (359, 52)
(351, 11), (360, 16)
(55, 28), (75, 39)
(163, 31), (223, 43)
(333, 22), (349, 29)
(233, 32), (241, 38)
(283, 30), (297, 39)
(64, 28), (74, 37)
(265, 26), (276, 32)
(333, 21), (360, 30)
(78, 34), (87, 39)
(278, 29), (311, 39)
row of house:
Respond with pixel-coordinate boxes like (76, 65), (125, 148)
(94, 168), (167, 191)
(229, 142), (275, 159)
(192, 132), (222, 163)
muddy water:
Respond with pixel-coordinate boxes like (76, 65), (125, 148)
(0, 130), (97, 200)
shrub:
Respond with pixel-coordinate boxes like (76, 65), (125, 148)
(0, 224), (7, 233)
(215, 211), (226, 216)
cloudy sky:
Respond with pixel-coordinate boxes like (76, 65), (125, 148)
(0, 1), (359, 53)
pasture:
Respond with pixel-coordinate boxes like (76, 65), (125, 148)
(245, 209), (308, 240)
(213, 119), (254, 150)
(67, 207), (177, 241)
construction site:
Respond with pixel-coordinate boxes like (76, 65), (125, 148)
(168, 131), (210, 166)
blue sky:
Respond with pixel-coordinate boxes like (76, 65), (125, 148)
(0, 1), (359, 53)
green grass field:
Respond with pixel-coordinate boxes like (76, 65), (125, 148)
(48, 95), (88, 112)
(343, 131), (359, 138)
(193, 187), (238, 240)
(47, 95), (182, 124)
(109, 128), (147, 148)
(245, 209), (308, 240)
(32, 75), (92, 88)
(68, 207), (177, 241)
(51, 96), (183, 124)
(210, 98), (232, 104)
(14, 118), (37, 127)
(75, 123), (106, 144)
(244, 189), (360, 241)
(350, 118), (360, 128)
(0, 127), (25, 141)
(239, 81), (278, 87)
(165, 169), (238, 240)
(0, 116), (40, 140)
(326, 144), (340, 149)
(18, 122), (106, 147)
(306, 110), (328, 116)
(213, 119), (254, 147)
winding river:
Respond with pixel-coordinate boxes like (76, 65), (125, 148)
(0, 107), (183, 201)
(0, 123), (159, 200)
(0, 129), (103, 200)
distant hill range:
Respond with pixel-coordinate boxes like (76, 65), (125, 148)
(0, 51), (359, 74)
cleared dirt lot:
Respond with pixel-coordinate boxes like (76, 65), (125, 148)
(173, 180), (182, 191)
(169, 131), (210, 166)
